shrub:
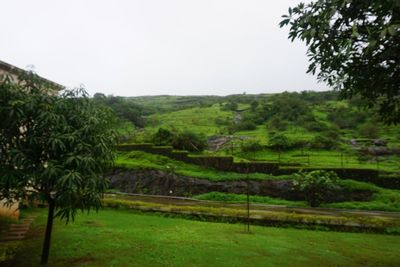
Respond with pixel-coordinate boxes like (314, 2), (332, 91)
(171, 131), (208, 152)
(221, 101), (238, 111)
(358, 123), (379, 139)
(269, 116), (288, 131)
(311, 134), (337, 149)
(236, 121), (257, 131)
(214, 117), (230, 126)
(152, 128), (174, 146)
(268, 134), (292, 151)
(241, 140), (263, 152)
(294, 170), (340, 207)
(304, 121), (327, 132)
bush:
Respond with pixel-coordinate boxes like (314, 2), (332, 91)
(214, 117), (230, 126)
(269, 116), (288, 131)
(268, 134), (292, 151)
(227, 120), (257, 134)
(236, 121), (257, 131)
(171, 131), (208, 152)
(221, 101), (238, 111)
(294, 170), (340, 207)
(241, 140), (263, 152)
(152, 128), (174, 146)
(304, 121), (327, 132)
(311, 134), (337, 149)
(358, 124), (379, 139)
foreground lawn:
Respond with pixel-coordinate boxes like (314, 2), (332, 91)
(6, 209), (400, 267)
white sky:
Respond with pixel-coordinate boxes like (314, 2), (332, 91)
(0, 0), (327, 96)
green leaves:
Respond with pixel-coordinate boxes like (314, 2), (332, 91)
(281, 0), (400, 124)
(294, 170), (339, 207)
(0, 73), (117, 223)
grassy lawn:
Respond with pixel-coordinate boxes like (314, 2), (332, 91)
(5, 208), (400, 267)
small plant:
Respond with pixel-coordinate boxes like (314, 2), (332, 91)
(294, 170), (340, 207)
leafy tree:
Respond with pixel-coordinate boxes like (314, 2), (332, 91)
(311, 134), (338, 149)
(269, 92), (312, 123)
(152, 128), (174, 146)
(294, 170), (339, 207)
(268, 133), (292, 151)
(222, 101), (238, 111)
(93, 95), (146, 127)
(250, 100), (259, 111)
(0, 73), (117, 264)
(280, 0), (400, 124)
(268, 116), (288, 131)
(171, 130), (208, 152)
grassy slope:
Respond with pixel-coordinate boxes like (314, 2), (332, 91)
(128, 95), (400, 171)
(7, 208), (400, 267)
(138, 104), (233, 140)
(115, 151), (290, 181)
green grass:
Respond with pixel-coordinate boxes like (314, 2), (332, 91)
(238, 149), (400, 172)
(136, 104), (233, 139)
(115, 151), (291, 181)
(324, 186), (400, 212)
(193, 192), (307, 207)
(193, 181), (400, 212)
(6, 208), (400, 267)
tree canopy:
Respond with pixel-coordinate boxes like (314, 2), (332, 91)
(0, 72), (118, 264)
(280, 0), (400, 124)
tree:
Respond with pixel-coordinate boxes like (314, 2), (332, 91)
(152, 128), (173, 146)
(268, 133), (292, 151)
(294, 170), (339, 207)
(280, 1), (400, 124)
(171, 130), (208, 152)
(0, 73), (117, 264)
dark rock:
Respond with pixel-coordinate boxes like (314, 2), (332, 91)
(106, 169), (373, 203)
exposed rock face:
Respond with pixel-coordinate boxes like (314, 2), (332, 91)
(106, 169), (373, 202)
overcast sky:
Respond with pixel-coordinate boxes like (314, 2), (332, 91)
(0, 0), (328, 96)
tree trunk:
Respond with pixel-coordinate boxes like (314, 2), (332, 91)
(41, 199), (55, 265)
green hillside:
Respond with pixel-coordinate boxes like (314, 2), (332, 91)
(100, 91), (400, 215)
(110, 91), (400, 172)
